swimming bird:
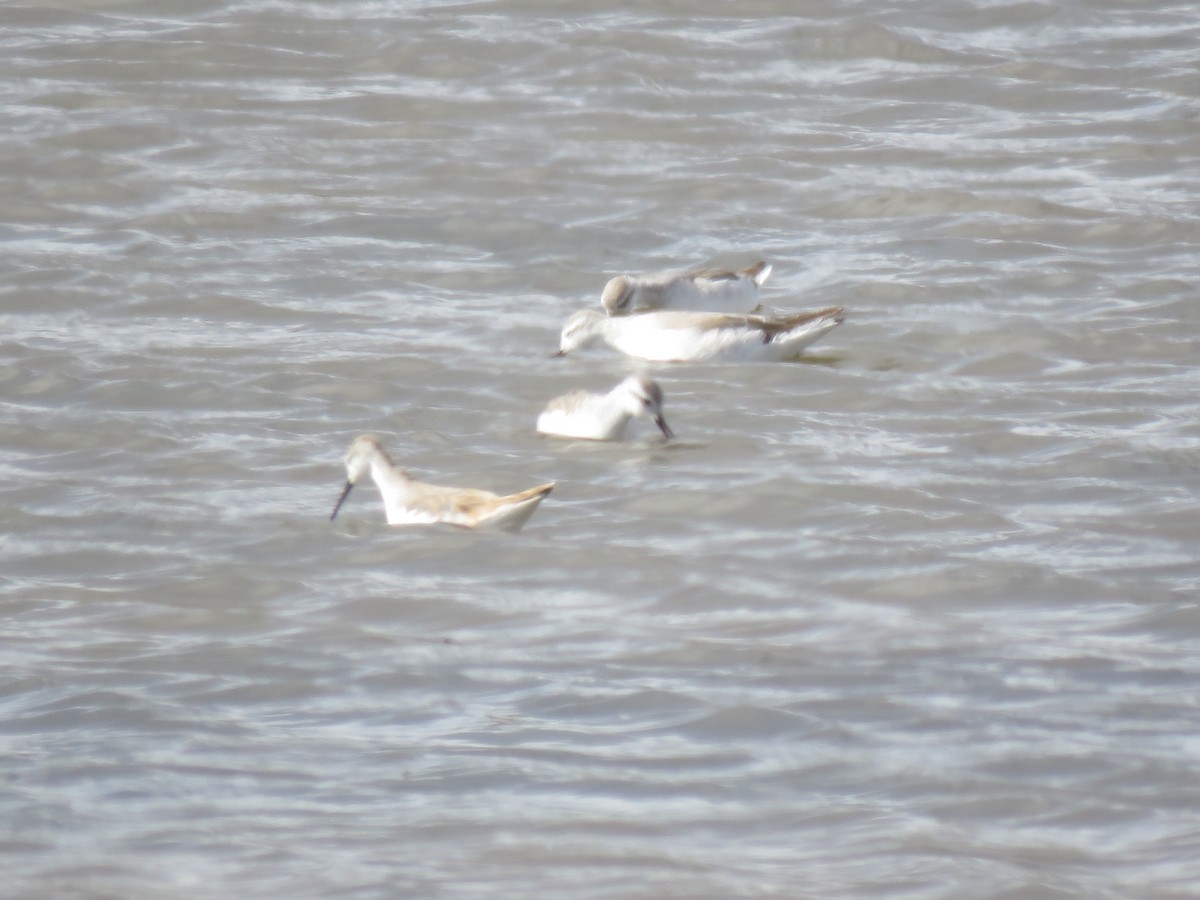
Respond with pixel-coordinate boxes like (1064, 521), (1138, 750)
(601, 261), (772, 316)
(537, 375), (673, 441)
(330, 434), (554, 532)
(556, 306), (845, 362)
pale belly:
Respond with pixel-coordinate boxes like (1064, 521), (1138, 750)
(607, 322), (766, 362)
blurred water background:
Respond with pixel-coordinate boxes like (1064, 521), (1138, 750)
(3, 1), (1199, 896)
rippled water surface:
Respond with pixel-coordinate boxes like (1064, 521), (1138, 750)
(3, 1), (1200, 897)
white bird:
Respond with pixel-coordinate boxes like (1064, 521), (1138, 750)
(537, 375), (673, 441)
(601, 261), (772, 316)
(330, 434), (554, 532)
(556, 306), (845, 363)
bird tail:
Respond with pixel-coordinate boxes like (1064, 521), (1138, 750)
(780, 305), (845, 330)
(769, 306), (846, 354)
(486, 482), (555, 532)
(742, 261), (773, 287)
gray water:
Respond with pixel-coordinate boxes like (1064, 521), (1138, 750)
(3, 1), (1200, 897)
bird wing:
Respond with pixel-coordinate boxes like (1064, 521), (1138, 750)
(751, 306), (845, 342)
(542, 389), (591, 414)
(686, 267), (739, 283)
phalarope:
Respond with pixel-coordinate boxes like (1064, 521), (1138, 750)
(330, 435), (554, 532)
(537, 375), (673, 441)
(601, 261), (772, 316)
(556, 306), (845, 362)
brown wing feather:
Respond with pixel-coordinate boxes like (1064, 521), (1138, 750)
(504, 482), (555, 505)
(448, 482), (554, 525)
(661, 311), (749, 330)
(752, 306), (845, 342)
(448, 488), (503, 521)
(687, 267), (739, 282)
(740, 260), (770, 280)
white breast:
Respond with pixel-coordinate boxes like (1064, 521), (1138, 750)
(605, 315), (756, 362)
